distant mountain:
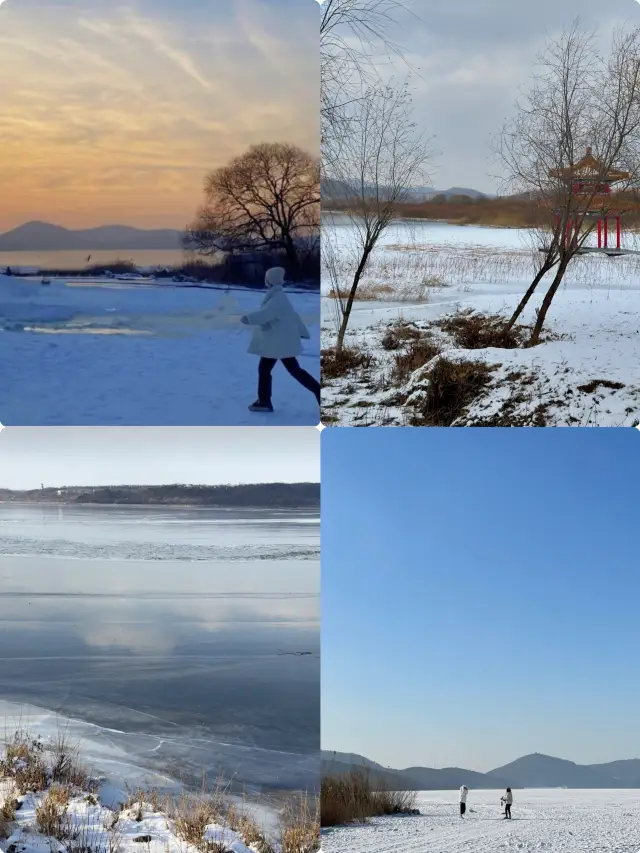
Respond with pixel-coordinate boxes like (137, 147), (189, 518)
(0, 221), (184, 251)
(0, 483), (320, 509)
(586, 759), (640, 786)
(321, 180), (489, 204)
(485, 753), (616, 789)
(321, 751), (507, 791)
(322, 749), (640, 789)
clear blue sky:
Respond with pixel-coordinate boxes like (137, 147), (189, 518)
(321, 428), (640, 772)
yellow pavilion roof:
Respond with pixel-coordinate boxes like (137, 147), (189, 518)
(549, 147), (630, 183)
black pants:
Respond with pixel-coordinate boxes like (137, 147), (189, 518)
(460, 803), (466, 816)
(258, 357), (320, 405)
(505, 804), (511, 819)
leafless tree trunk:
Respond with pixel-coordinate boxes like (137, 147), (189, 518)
(324, 83), (433, 354)
(494, 21), (640, 345)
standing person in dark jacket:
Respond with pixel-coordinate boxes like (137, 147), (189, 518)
(501, 788), (513, 819)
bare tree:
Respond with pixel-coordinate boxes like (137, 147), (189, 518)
(320, 0), (414, 165)
(185, 143), (320, 273)
(324, 82), (433, 354)
(495, 21), (640, 345)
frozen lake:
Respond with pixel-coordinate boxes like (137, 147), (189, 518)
(0, 276), (320, 426)
(0, 250), (185, 271)
(0, 503), (320, 794)
(321, 789), (640, 852)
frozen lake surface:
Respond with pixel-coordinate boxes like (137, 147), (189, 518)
(0, 276), (320, 426)
(322, 218), (640, 426)
(0, 504), (320, 795)
(321, 789), (640, 852)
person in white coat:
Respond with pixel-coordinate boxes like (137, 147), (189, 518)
(459, 785), (468, 818)
(500, 788), (513, 819)
(241, 267), (320, 413)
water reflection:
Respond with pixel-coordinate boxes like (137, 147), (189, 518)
(0, 504), (319, 791)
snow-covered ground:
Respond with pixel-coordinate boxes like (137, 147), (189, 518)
(322, 219), (640, 426)
(321, 789), (640, 852)
(0, 702), (287, 852)
(0, 276), (319, 425)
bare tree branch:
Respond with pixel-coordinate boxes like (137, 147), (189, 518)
(324, 82), (435, 353)
(493, 20), (640, 343)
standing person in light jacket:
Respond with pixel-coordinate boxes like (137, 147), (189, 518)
(241, 266), (320, 413)
(501, 788), (513, 819)
(459, 785), (468, 818)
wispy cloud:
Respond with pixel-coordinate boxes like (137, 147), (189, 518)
(0, 0), (319, 229)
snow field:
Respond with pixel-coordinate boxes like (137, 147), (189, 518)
(321, 789), (640, 853)
(322, 221), (640, 426)
(0, 276), (319, 425)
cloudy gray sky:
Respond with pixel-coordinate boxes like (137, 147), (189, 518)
(0, 428), (319, 488)
(386, 0), (640, 193)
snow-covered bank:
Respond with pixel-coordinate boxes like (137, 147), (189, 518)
(0, 711), (319, 853)
(322, 223), (640, 426)
(0, 276), (319, 425)
(321, 789), (640, 852)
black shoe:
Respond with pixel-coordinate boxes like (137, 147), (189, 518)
(248, 400), (274, 413)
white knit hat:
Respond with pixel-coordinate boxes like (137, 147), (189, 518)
(265, 266), (286, 288)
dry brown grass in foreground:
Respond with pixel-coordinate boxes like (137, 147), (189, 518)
(322, 345), (375, 380)
(321, 770), (416, 828)
(438, 309), (530, 349)
(408, 358), (495, 426)
(0, 797), (17, 838)
(0, 730), (49, 794)
(280, 793), (319, 853)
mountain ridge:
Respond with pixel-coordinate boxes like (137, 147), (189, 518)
(0, 221), (184, 251)
(321, 750), (640, 789)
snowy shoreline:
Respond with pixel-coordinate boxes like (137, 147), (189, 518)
(0, 703), (319, 853)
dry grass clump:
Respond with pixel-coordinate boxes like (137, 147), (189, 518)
(408, 358), (495, 426)
(0, 797), (18, 837)
(0, 730), (49, 794)
(321, 771), (416, 828)
(380, 322), (422, 351)
(121, 785), (162, 821)
(49, 728), (93, 791)
(172, 794), (219, 847)
(322, 345), (374, 380)
(280, 793), (319, 853)
(392, 337), (441, 384)
(327, 283), (394, 301)
(438, 309), (529, 350)
(35, 785), (72, 839)
(166, 785), (279, 853)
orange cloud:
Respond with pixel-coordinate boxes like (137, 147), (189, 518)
(0, 0), (319, 230)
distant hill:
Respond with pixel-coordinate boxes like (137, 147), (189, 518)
(0, 221), (184, 251)
(322, 750), (640, 789)
(485, 754), (616, 789)
(321, 179), (488, 204)
(0, 483), (320, 509)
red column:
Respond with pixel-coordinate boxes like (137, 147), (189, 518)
(604, 218), (608, 248)
(616, 216), (621, 250)
(566, 218), (572, 249)
(597, 220), (601, 248)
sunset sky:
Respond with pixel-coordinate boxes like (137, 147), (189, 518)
(0, 0), (319, 231)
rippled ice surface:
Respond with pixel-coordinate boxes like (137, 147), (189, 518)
(0, 504), (320, 794)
